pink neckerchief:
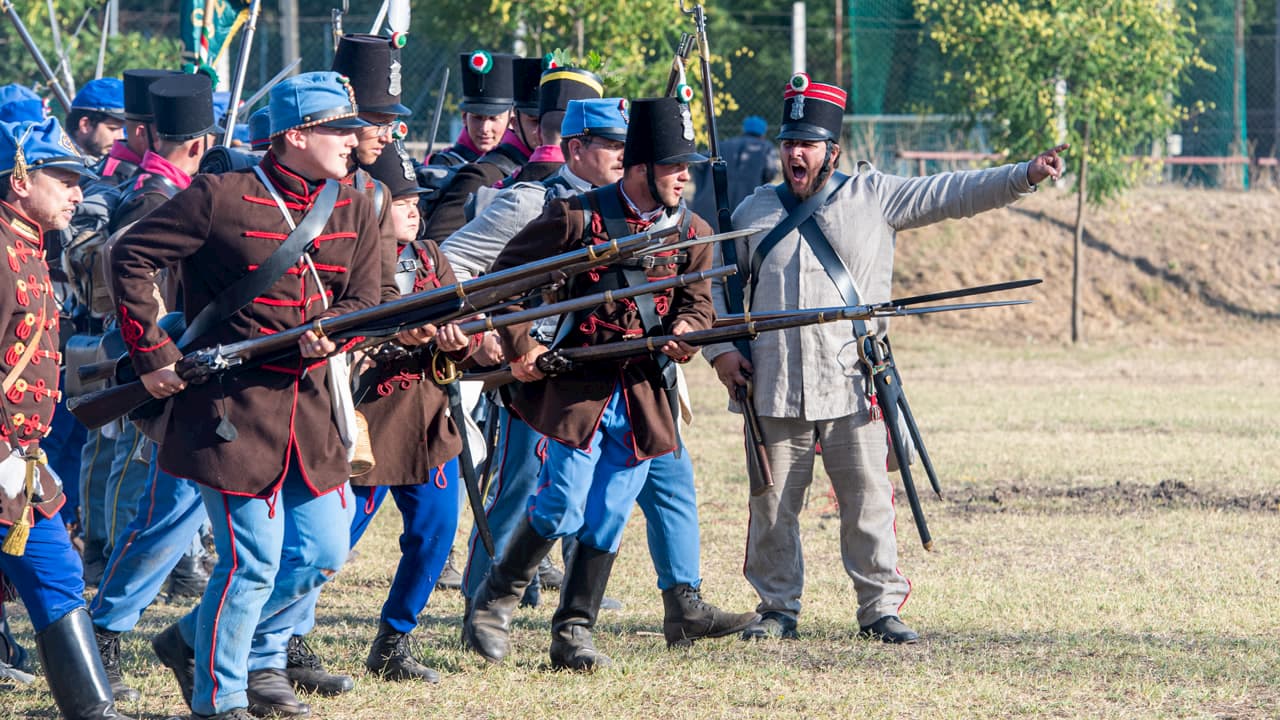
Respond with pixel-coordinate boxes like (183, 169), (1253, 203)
(134, 151), (193, 191)
(500, 128), (532, 156)
(102, 140), (143, 178)
(526, 145), (564, 164)
(455, 129), (482, 156)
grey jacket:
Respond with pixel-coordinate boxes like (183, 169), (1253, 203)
(439, 165), (591, 281)
(703, 161), (1036, 421)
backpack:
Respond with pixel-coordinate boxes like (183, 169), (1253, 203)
(60, 177), (131, 319)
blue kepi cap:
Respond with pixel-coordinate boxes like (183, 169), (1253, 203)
(0, 117), (99, 180)
(72, 78), (126, 120)
(269, 71), (370, 138)
(562, 97), (629, 143)
(0, 84), (46, 124)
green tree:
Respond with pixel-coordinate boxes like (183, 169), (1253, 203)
(914, 0), (1206, 342)
(0, 0), (181, 114)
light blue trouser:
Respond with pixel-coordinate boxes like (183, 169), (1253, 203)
(103, 422), (155, 554)
(89, 447), (209, 633)
(527, 386), (653, 553)
(0, 514), (84, 632)
(177, 473), (350, 716)
(462, 404), (701, 597)
(253, 459), (459, 667)
(78, 427), (117, 564)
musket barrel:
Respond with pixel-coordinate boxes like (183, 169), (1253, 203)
(1, 0), (72, 112)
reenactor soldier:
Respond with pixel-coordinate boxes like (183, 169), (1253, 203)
(0, 116), (136, 720)
(66, 78), (126, 164)
(88, 71), (223, 704)
(110, 71), (383, 720)
(446, 95), (756, 646)
(419, 53), (542, 241)
(97, 69), (178, 182)
(264, 31), (418, 700)
(424, 51), (516, 168)
(463, 97), (734, 671)
(347, 139), (477, 683)
(704, 74), (1066, 644)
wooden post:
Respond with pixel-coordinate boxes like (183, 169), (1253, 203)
(1071, 121), (1090, 344)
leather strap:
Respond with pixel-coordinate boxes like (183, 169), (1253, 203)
(747, 172), (851, 302)
(178, 172), (340, 348)
(2, 301), (45, 393)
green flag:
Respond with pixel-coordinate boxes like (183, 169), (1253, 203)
(179, 0), (250, 83)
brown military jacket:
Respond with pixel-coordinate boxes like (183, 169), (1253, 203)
(109, 151), (385, 498)
(492, 184), (714, 458)
(354, 239), (470, 486)
(421, 141), (531, 242)
(0, 201), (65, 525)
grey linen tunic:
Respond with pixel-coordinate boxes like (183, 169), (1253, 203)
(703, 161), (1035, 422)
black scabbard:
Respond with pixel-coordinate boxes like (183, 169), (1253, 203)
(446, 381), (494, 557)
(867, 343), (934, 551)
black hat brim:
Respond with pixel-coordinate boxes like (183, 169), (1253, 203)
(459, 100), (513, 116)
(656, 151), (709, 165)
(777, 125), (839, 142)
(159, 122), (226, 142)
(361, 101), (413, 116)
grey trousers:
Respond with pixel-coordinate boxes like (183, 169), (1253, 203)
(744, 412), (911, 627)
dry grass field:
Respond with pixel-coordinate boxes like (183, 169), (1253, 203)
(4, 186), (1278, 719)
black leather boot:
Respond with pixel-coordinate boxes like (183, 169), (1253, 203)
(285, 635), (353, 696)
(36, 608), (136, 719)
(165, 551), (213, 602)
(463, 516), (555, 663)
(661, 584), (760, 648)
(365, 622), (440, 682)
(150, 623), (195, 708)
(246, 668), (310, 717)
(548, 542), (616, 672)
(93, 626), (141, 702)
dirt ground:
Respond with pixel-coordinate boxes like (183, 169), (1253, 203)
(891, 185), (1280, 343)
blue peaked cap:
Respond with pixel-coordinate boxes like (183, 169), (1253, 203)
(268, 71), (370, 137)
(561, 97), (628, 143)
(0, 117), (98, 179)
(0, 84), (46, 124)
(71, 78), (126, 119)
(249, 107), (272, 149)
(743, 115), (767, 137)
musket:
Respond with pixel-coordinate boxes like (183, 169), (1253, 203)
(68, 226), (749, 428)
(679, 0), (775, 496)
(424, 67), (449, 160)
(663, 34), (694, 98)
(220, 0), (262, 146)
(466, 282), (1035, 382)
(44, 0), (74, 95)
(331, 0), (347, 54)
(94, 0), (110, 80)
(0, 0), (73, 112)
(238, 57), (303, 114)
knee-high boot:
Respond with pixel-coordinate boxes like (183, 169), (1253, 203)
(463, 515), (554, 663)
(549, 542), (616, 672)
(36, 608), (135, 720)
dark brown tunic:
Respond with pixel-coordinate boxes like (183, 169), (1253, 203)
(353, 239), (468, 486)
(0, 202), (64, 525)
(421, 142), (531, 242)
(109, 151), (385, 497)
(492, 185), (714, 458)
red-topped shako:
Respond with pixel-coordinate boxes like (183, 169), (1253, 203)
(779, 72), (847, 143)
